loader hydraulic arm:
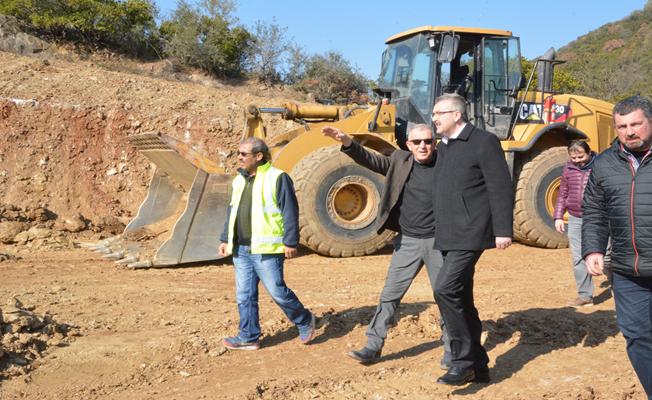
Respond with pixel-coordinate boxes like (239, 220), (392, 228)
(244, 102), (346, 139)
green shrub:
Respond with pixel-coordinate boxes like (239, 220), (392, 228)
(160, 0), (251, 78)
(292, 51), (368, 103)
(0, 0), (161, 56)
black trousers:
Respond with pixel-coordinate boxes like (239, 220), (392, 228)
(434, 249), (489, 370)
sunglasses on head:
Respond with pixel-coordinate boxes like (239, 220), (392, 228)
(408, 138), (434, 145)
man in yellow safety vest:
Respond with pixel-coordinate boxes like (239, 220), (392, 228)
(218, 137), (316, 350)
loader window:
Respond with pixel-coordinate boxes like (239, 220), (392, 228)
(380, 45), (413, 94)
(483, 41), (507, 107)
(482, 38), (521, 106)
(379, 33), (436, 117)
(482, 37), (522, 138)
(441, 42), (475, 101)
(458, 51), (474, 98)
(409, 52), (435, 115)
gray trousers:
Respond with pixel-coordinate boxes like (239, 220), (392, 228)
(568, 215), (594, 299)
(366, 234), (450, 358)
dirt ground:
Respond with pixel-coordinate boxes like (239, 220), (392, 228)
(0, 244), (645, 400)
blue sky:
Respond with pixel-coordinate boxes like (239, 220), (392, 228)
(153, 0), (648, 79)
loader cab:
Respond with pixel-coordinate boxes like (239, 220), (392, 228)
(379, 27), (523, 146)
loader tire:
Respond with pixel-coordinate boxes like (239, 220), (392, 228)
(291, 146), (395, 257)
(513, 146), (569, 249)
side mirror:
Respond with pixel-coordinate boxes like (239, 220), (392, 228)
(438, 34), (459, 63)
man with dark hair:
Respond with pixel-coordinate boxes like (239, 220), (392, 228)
(218, 137), (315, 350)
(322, 124), (451, 367)
(583, 95), (652, 398)
(431, 93), (514, 385)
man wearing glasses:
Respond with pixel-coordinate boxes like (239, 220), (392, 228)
(431, 93), (513, 385)
(218, 137), (316, 350)
(322, 124), (451, 368)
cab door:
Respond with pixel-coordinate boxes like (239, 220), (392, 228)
(481, 36), (522, 139)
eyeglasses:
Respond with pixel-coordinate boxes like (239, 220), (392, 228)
(408, 139), (434, 145)
(432, 110), (457, 117)
(237, 151), (256, 157)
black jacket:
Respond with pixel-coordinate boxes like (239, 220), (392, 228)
(582, 140), (652, 277)
(342, 141), (417, 233)
(433, 124), (514, 250)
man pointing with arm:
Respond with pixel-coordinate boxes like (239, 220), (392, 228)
(323, 124), (452, 369)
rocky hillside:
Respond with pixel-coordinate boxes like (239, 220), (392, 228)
(557, 1), (652, 101)
(0, 47), (301, 250)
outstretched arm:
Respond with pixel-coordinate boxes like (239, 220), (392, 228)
(322, 126), (392, 175)
(322, 126), (353, 147)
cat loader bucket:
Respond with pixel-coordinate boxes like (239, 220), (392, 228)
(81, 132), (231, 268)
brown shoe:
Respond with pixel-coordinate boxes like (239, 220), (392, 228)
(568, 297), (593, 307)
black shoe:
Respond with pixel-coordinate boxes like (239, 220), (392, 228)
(473, 367), (491, 383)
(436, 367), (476, 385)
(347, 347), (381, 364)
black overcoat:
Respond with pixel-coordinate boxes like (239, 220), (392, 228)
(432, 124), (514, 250)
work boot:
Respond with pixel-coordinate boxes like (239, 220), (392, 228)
(347, 347), (381, 364)
(436, 367), (475, 385)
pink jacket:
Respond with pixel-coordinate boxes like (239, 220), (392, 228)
(553, 153), (596, 219)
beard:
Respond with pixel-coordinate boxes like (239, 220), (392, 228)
(623, 137), (651, 152)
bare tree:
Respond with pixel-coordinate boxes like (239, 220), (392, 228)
(248, 19), (291, 84)
(285, 44), (308, 85)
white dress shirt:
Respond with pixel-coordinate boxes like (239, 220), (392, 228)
(441, 123), (467, 144)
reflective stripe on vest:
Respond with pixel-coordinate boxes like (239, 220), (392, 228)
(227, 162), (285, 254)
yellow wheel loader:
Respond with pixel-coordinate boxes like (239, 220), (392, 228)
(84, 26), (615, 268)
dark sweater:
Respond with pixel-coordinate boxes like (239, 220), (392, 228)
(341, 141), (431, 234)
(234, 175), (254, 245)
(398, 159), (436, 237)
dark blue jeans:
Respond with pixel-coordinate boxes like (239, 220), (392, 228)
(233, 245), (311, 342)
(612, 272), (652, 398)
